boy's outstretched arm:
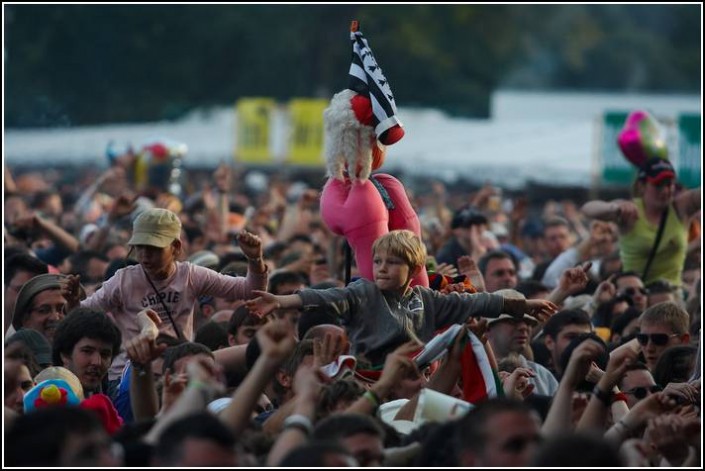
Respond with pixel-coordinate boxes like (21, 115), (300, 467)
(503, 297), (558, 323)
(246, 290), (304, 318)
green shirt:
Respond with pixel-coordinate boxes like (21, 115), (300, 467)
(620, 198), (687, 286)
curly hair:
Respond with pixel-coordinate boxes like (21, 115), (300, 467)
(52, 307), (122, 366)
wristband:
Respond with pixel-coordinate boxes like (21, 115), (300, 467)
(282, 414), (314, 436)
(189, 380), (209, 389)
(611, 392), (628, 404)
(592, 385), (612, 407)
(363, 390), (381, 409)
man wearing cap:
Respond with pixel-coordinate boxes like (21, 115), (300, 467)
(435, 207), (489, 269)
(486, 289), (559, 396)
(4, 252), (48, 336)
(582, 157), (700, 287)
(10, 273), (68, 343)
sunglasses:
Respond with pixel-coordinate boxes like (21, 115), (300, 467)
(619, 287), (649, 297)
(624, 385), (663, 399)
(636, 333), (679, 346)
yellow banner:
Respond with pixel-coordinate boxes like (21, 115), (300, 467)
(286, 99), (327, 166)
(235, 98), (275, 163)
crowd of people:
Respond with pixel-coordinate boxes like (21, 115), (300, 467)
(3, 153), (701, 466)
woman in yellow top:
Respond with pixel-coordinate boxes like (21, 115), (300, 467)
(581, 158), (700, 288)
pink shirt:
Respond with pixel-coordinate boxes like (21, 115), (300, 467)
(81, 261), (267, 379)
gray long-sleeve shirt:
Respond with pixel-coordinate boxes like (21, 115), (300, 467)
(299, 278), (505, 366)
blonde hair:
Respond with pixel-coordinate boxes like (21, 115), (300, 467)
(372, 230), (426, 270)
(640, 301), (689, 334)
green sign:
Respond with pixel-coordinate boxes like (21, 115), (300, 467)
(677, 114), (701, 189)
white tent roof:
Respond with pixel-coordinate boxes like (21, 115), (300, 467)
(5, 91), (700, 188)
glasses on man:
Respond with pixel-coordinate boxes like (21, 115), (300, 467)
(636, 333), (680, 346)
(624, 385), (663, 399)
(619, 287), (649, 297)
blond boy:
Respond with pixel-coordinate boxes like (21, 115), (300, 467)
(248, 230), (556, 366)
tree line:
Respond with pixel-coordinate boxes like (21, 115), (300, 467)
(4, 4), (700, 128)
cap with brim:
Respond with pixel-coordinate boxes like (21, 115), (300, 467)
(638, 157), (676, 184)
(128, 208), (181, 247)
(12, 274), (66, 330)
(645, 171), (675, 185)
(487, 313), (538, 327)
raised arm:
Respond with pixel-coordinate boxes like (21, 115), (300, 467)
(220, 320), (296, 438)
(546, 263), (591, 307)
(126, 309), (167, 421)
(266, 364), (324, 466)
(576, 345), (638, 433)
(13, 212), (80, 253)
(542, 338), (604, 435)
(581, 199), (638, 233)
(237, 230), (268, 275)
(144, 356), (225, 445)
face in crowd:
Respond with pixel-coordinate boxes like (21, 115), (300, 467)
(60, 337), (115, 392)
(615, 275), (648, 312)
(484, 257), (517, 293)
(23, 288), (67, 342)
(637, 321), (688, 372)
